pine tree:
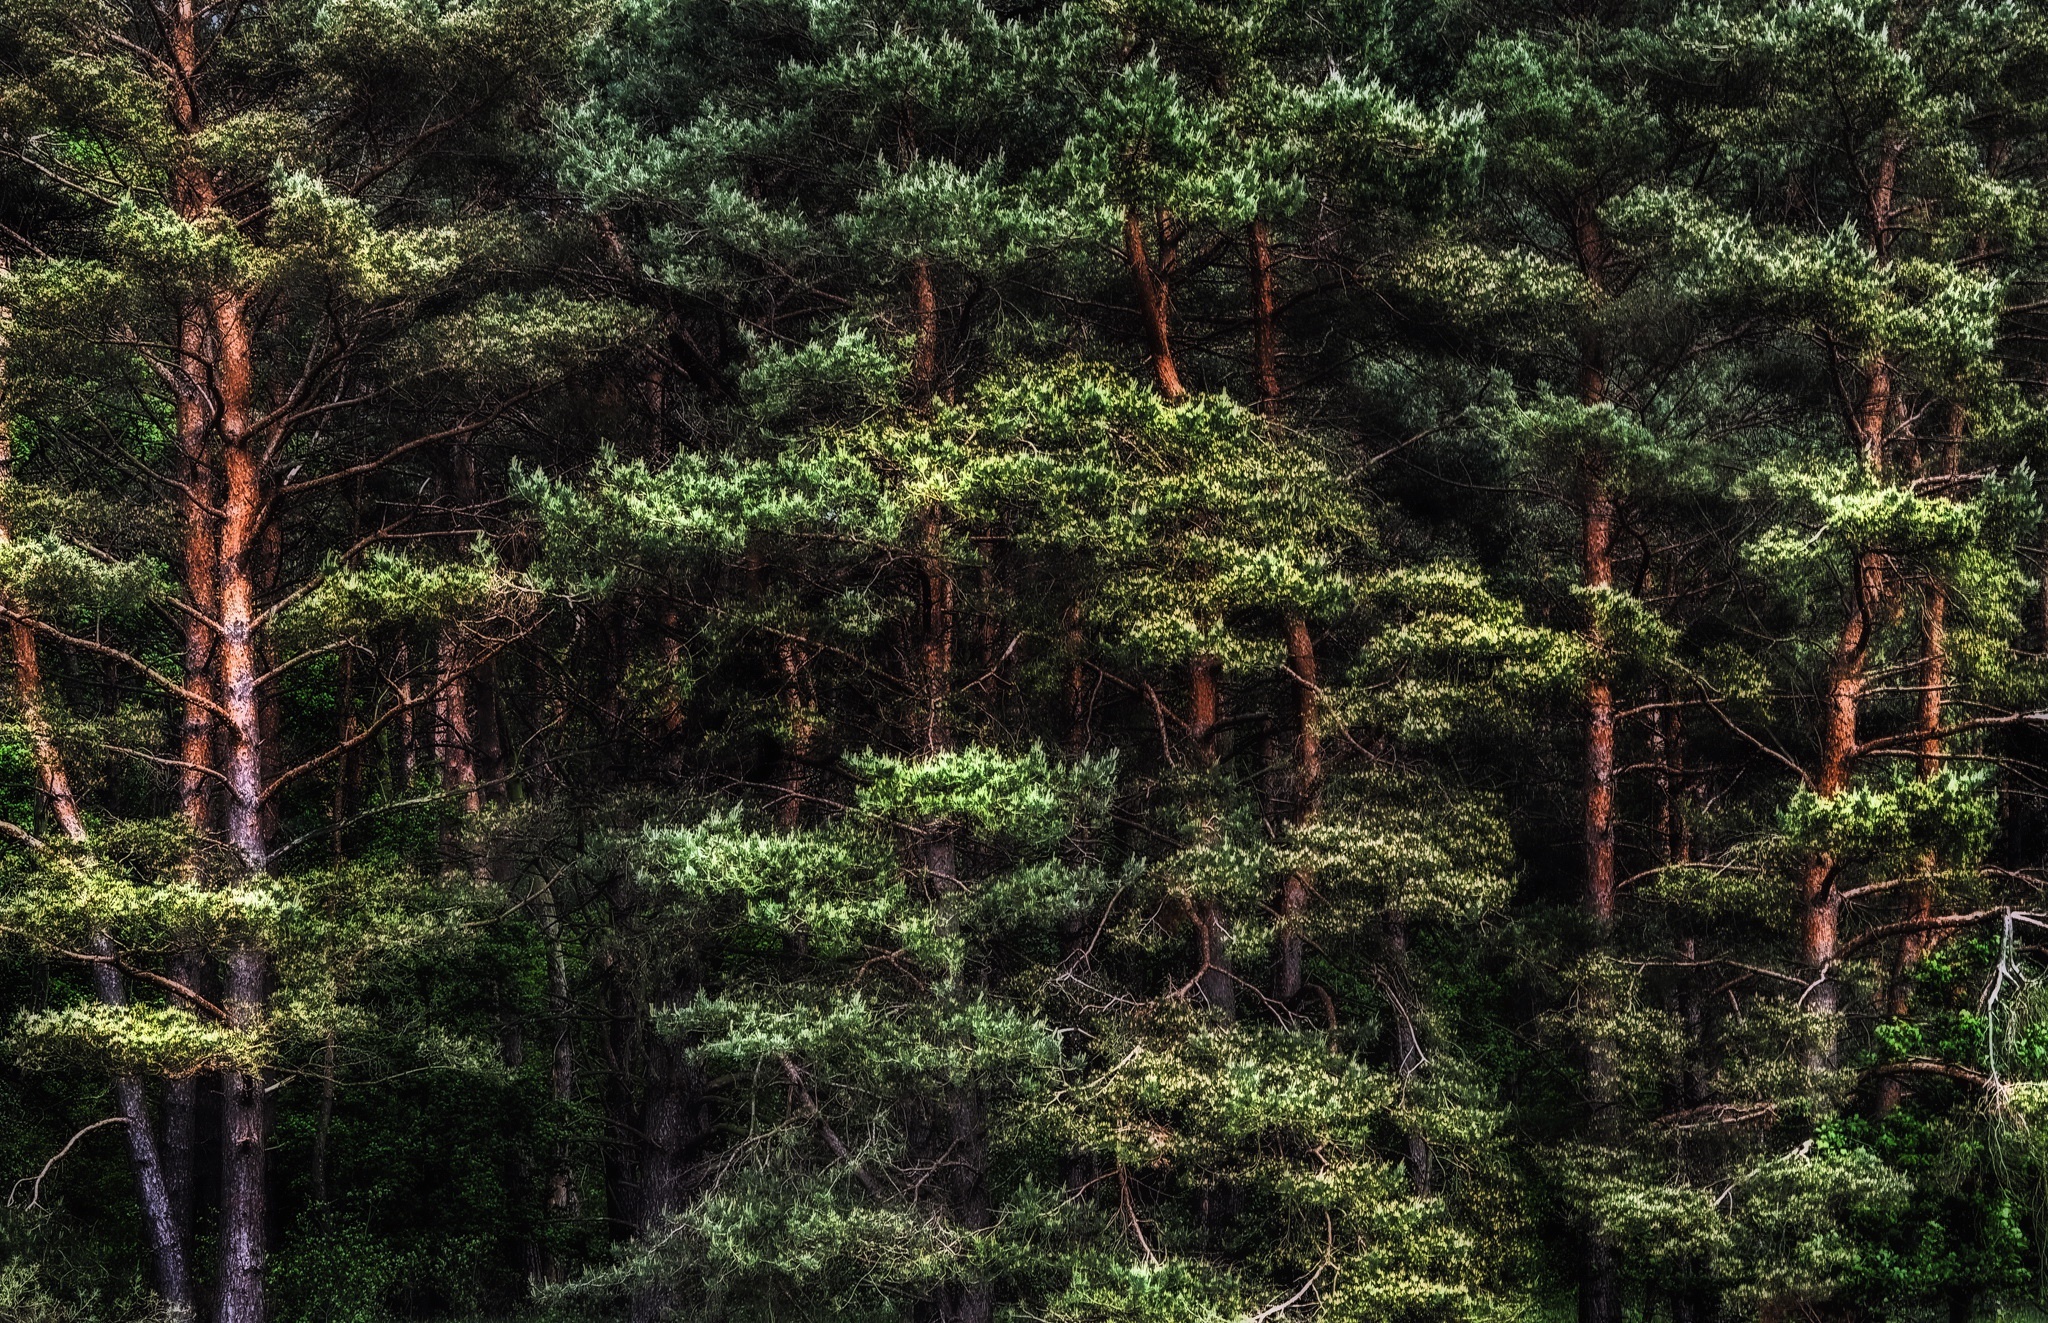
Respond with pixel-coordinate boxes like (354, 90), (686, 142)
(0, 2), (621, 1317)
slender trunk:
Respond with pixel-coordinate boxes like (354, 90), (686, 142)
(392, 640), (417, 793)
(1188, 654), (1235, 1016)
(534, 882), (581, 1264)
(1878, 405), (1961, 1115)
(471, 659), (506, 800)
(656, 609), (685, 746)
(1383, 912), (1432, 1195)
(438, 636), (480, 814)
(1277, 617), (1318, 1003)
(1062, 604), (1089, 759)
(211, 291), (273, 1323)
(102, 974), (193, 1314)
(312, 1031), (336, 1206)
(916, 509), (953, 756)
(1798, 137), (1902, 1079)
(161, 35), (273, 1316)
(1126, 212), (1186, 401)
(176, 339), (219, 843)
(598, 945), (642, 1241)
(167, 305), (214, 1277)
(1582, 473), (1616, 929)
(908, 258), (941, 404)
(331, 650), (355, 864)
(25, 654), (191, 1307)
(1571, 197), (1623, 1323)
(1248, 221), (1280, 415)
(217, 946), (268, 1323)
(1576, 201), (1616, 931)
(1801, 361), (1894, 1072)
(162, 950), (201, 1258)
(903, 502), (994, 1323)
(777, 639), (814, 829)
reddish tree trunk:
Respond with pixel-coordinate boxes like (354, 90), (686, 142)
(1582, 473), (1616, 929)
(1126, 212), (1186, 401)
(1877, 405), (1961, 1114)
(210, 298), (274, 1323)
(1575, 201), (1617, 932)
(777, 638), (814, 829)
(1188, 654), (1235, 1015)
(1571, 196), (1624, 1323)
(437, 635), (481, 815)
(916, 509), (954, 755)
(1249, 221), (1280, 415)
(908, 258), (941, 403)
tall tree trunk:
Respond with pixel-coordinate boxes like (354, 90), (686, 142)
(1797, 138), (1903, 1079)
(392, 639), (417, 794)
(312, 1031), (336, 1208)
(777, 639), (815, 829)
(1571, 196), (1623, 1323)
(1188, 653), (1235, 1016)
(162, 950), (202, 1261)
(630, 1013), (705, 1323)
(438, 637), (481, 809)
(916, 509), (954, 756)
(1126, 212), (1186, 401)
(598, 941), (643, 1243)
(902, 504), (996, 1323)
(1800, 360), (1894, 1074)
(1877, 403), (1962, 1115)
(1248, 221), (1280, 415)
(1063, 604), (1089, 759)
(332, 650), (356, 864)
(1276, 617), (1318, 1003)
(1575, 199), (1617, 932)
(1382, 911), (1432, 1195)
(908, 258), (941, 404)
(208, 290), (274, 1323)
(534, 881), (580, 1280)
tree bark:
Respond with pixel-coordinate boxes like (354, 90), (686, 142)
(1571, 194), (1624, 1323)
(534, 880), (580, 1279)
(312, 1031), (336, 1207)
(1277, 617), (1318, 1003)
(1188, 653), (1235, 1016)
(1249, 221), (1280, 415)
(908, 258), (941, 404)
(1383, 912), (1432, 1195)
(1062, 604), (1089, 759)
(1877, 404), (1962, 1114)
(1126, 212), (1186, 401)
(162, 950), (202, 1260)
(217, 945), (268, 1323)
(1800, 357), (1895, 1071)
(916, 509), (954, 756)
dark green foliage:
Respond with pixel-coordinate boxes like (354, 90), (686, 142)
(4, 2), (2048, 1322)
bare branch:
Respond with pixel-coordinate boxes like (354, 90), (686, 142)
(10, 1116), (129, 1208)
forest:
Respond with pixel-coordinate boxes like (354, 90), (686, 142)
(4, 1), (2048, 1321)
